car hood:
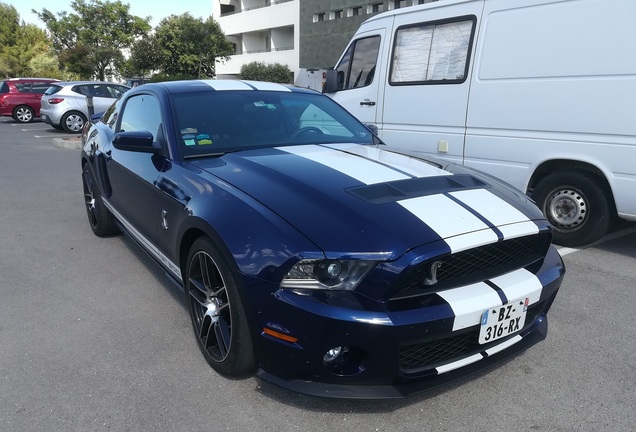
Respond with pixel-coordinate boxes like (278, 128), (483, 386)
(190, 144), (544, 259)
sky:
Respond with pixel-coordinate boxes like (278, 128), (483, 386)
(5, 0), (213, 29)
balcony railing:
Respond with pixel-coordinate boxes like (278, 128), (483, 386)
(220, 0), (294, 17)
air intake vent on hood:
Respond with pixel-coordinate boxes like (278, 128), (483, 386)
(346, 174), (488, 204)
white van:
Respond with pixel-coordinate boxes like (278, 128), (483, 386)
(325, 0), (636, 247)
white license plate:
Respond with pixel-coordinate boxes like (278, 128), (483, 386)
(478, 298), (529, 344)
(41, 114), (47, 121)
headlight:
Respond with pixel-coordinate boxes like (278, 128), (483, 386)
(280, 259), (376, 291)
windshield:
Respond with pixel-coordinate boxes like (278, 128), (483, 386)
(171, 90), (376, 158)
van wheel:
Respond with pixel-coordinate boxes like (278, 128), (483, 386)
(532, 171), (610, 247)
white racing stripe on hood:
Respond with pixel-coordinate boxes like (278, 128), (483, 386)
(324, 144), (453, 178)
(200, 80), (292, 91)
(279, 145), (410, 184)
(450, 189), (539, 239)
(279, 144), (537, 253)
(438, 269), (543, 332)
(398, 194), (499, 252)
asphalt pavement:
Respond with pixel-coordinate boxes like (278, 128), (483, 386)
(1, 119), (635, 432)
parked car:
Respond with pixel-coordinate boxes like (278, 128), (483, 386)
(80, 80), (565, 399)
(0, 78), (59, 123)
(40, 81), (130, 133)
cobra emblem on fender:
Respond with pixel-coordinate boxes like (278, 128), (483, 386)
(424, 261), (443, 286)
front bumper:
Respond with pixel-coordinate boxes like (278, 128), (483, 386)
(249, 247), (564, 399)
(257, 315), (548, 399)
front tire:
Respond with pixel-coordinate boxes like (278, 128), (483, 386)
(13, 105), (35, 123)
(185, 237), (255, 376)
(532, 171), (611, 247)
(82, 166), (118, 237)
(62, 111), (87, 133)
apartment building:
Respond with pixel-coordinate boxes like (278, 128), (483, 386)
(213, 0), (438, 83)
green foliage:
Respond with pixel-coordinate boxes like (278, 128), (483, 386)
(34, 0), (151, 80)
(0, 3), (61, 78)
(147, 14), (234, 79)
(240, 62), (292, 84)
(2, 1), (236, 81)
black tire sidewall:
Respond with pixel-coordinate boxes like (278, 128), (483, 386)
(82, 166), (118, 237)
(185, 237), (255, 377)
(13, 106), (34, 123)
(533, 171), (610, 247)
(62, 111), (87, 133)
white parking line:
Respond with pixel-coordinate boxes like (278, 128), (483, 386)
(557, 226), (636, 256)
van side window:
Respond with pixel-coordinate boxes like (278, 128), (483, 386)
(335, 36), (381, 91)
(390, 17), (475, 85)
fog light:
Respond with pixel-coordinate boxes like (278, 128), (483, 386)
(323, 346), (344, 363)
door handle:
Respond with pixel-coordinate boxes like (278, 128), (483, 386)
(360, 99), (376, 106)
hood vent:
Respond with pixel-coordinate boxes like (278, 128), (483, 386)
(346, 174), (487, 204)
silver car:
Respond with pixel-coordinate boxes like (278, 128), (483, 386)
(40, 81), (130, 133)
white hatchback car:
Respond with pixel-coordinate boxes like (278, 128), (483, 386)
(40, 81), (130, 133)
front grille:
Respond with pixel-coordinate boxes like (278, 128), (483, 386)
(399, 302), (544, 373)
(389, 233), (551, 306)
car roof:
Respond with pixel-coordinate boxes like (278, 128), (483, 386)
(51, 81), (130, 87)
(3, 78), (59, 82)
(137, 79), (319, 96)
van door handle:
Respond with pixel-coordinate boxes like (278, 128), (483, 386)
(360, 99), (376, 106)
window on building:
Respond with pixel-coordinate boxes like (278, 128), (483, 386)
(353, 6), (363, 16)
(314, 13), (326, 22)
(392, 0), (409, 9)
(334, 9), (343, 19)
(369, 3), (384, 13)
(390, 18), (475, 85)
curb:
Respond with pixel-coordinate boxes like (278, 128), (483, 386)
(53, 138), (82, 150)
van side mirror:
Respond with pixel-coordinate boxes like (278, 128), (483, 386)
(324, 69), (338, 93)
(364, 124), (378, 135)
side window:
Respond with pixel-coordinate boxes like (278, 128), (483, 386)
(390, 17), (475, 85)
(31, 82), (53, 94)
(105, 85), (128, 98)
(14, 83), (30, 92)
(118, 94), (162, 140)
(73, 85), (90, 96)
(335, 36), (381, 91)
(101, 100), (120, 129)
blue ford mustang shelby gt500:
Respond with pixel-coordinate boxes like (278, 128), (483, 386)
(80, 80), (564, 399)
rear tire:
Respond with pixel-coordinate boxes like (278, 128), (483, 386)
(62, 111), (87, 133)
(13, 105), (34, 123)
(185, 237), (255, 377)
(532, 171), (611, 247)
(82, 166), (119, 237)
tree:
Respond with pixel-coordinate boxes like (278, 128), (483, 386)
(34, 0), (151, 80)
(1, 2), (59, 78)
(240, 62), (292, 84)
(149, 14), (234, 79)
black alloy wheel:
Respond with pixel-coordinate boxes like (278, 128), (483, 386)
(185, 237), (255, 376)
(82, 166), (118, 237)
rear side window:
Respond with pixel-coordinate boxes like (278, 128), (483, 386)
(44, 85), (63, 96)
(334, 36), (381, 91)
(390, 16), (475, 85)
(31, 82), (54, 94)
(14, 83), (31, 92)
(0, 82), (9, 93)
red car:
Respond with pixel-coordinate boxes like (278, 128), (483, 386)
(0, 78), (59, 123)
